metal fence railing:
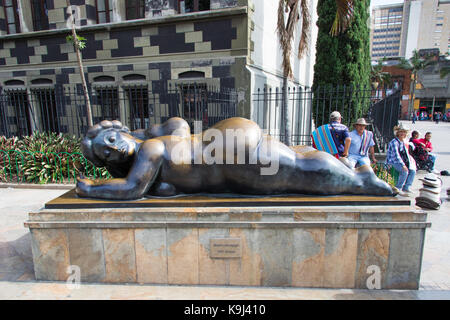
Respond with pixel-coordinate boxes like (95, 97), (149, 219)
(253, 86), (313, 146)
(252, 84), (401, 149)
(0, 83), (238, 139)
(367, 89), (402, 153)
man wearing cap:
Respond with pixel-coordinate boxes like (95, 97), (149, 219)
(329, 111), (351, 158)
(347, 118), (376, 168)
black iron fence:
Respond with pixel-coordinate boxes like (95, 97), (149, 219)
(252, 84), (401, 149)
(0, 84), (237, 138)
(1, 83), (400, 154)
(253, 86), (313, 146)
(367, 88), (401, 153)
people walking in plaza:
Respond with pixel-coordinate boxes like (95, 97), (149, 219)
(412, 112), (417, 124)
(386, 124), (416, 196)
(347, 118), (376, 168)
(435, 112), (440, 124)
(328, 111), (351, 158)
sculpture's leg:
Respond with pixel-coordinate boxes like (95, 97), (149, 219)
(290, 152), (393, 196)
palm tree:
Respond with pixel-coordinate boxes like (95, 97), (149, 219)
(370, 58), (392, 90)
(276, 0), (353, 145)
(398, 50), (435, 118)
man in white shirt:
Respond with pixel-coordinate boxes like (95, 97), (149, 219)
(348, 118), (376, 168)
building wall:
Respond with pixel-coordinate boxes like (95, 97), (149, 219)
(415, 57), (450, 113)
(371, 0), (450, 61)
(370, 3), (404, 60)
(0, 3), (249, 131)
(248, 0), (317, 139)
(382, 65), (413, 119)
(0, 0), (316, 139)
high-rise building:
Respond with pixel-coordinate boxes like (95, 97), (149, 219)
(371, 0), (450, 60)
(370, 3), (404, 60)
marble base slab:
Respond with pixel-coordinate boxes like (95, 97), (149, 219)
(25, 190), (430, 289)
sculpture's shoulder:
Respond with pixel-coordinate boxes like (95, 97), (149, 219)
(139, 138), (167, 158)
(147, 117), (191, 138)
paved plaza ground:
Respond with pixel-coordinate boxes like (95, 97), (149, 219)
(0, 120), (449, 300)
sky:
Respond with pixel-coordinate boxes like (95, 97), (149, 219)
(370, 0), (404, 11)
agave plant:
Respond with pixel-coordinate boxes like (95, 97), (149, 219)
(0, 132), (110, 184)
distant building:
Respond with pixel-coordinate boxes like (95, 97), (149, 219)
(370, 0), (450, 61)
(414, 55), (450, 116)
(376, 55), (450, 119)
(380, 58), (413, 119)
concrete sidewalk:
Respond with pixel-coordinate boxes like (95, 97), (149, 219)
(0, 120), (449, 300)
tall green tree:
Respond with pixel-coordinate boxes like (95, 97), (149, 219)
(312, 0), (371, 127)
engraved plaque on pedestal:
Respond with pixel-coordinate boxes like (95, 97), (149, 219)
(210, 238), (242, 258)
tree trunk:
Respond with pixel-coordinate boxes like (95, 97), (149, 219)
(282, 77), (291, 146)
(68, 4), (93, 128)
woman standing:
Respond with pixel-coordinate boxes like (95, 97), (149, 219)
(386, 124), (416, 196)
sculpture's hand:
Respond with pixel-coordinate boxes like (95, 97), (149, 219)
(76, 176), (94, 197)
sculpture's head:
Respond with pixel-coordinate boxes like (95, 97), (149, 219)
(81, 120), (136, 167)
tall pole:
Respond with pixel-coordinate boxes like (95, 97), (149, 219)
(67, 2), (93, 128)
(431, 96), (435, 121)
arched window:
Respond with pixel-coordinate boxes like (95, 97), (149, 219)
(178, 71), (205, 79)
(123, 74), (146, 81)
(4, 79), (25, 86)
(30, 78), (53, 85)
(94, 75), (115, 82)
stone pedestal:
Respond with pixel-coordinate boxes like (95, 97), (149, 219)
(25, 190), (430, 289)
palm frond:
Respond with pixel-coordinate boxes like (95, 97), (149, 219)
(298, 0), (310, 58)
(330, 0), (354, 36)
(277, 0), (300, 78)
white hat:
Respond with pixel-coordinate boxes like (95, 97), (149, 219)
(418, 188), (441, 202)
(420, 184), (441, 194)
(330, 111), (342, 120)
(353, 118), (369, 126)
(420, 174), (442, 188)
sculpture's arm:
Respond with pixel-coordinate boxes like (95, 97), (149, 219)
(76, 140), (165, 200)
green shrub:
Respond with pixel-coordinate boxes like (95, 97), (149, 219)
(371, 163), (397, 187)
(0, 132), (110, 184)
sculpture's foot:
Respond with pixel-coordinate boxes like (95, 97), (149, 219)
(150, 182), (178, 196)
(339, 157), (354, 169)
(391, 186), (400, 197)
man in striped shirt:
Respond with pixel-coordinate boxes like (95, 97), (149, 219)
(329, 111), (351, 158)
(386, 124), (416, 195)
(348, 118), (376, 168)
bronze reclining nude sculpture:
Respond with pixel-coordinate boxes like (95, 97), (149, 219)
(76, 117), (394, 200)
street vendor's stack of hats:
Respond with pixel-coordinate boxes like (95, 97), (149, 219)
(415, 173), (442, 210)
